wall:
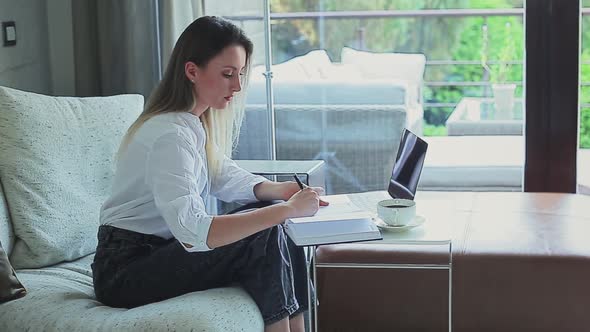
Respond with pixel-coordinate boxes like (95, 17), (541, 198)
(0, 0), (75, 96)
(0, 0), (53, 94)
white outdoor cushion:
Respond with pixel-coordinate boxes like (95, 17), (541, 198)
(318, 63), (364, 81)
(289, 49), (332, 79)
(252, 49), (333, 82)
(0, 86), (143, 268)
(340, 47), (426, 84)
(419, 165), (523, 191)
(0, 255), (263, 331)
(418, 136), (523, 191)
(247, 79), (407, 105)
(251, 60), (309, 82)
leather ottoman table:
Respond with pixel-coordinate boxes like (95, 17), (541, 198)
(315, 191), (590, 332)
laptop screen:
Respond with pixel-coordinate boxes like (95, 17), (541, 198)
(388, 129), (428, 200)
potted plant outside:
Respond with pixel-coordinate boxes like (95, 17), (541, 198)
(481, 22), (517, 119)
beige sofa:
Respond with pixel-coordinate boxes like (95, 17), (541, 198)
(0, 86), (263, 331)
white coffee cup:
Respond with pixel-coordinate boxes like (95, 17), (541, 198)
(377, 199), (416, 226)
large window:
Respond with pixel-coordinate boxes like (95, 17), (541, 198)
(224, 0), (582, 195)
(229, 1), (526, 194)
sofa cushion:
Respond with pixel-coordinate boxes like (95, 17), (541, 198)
(0, 86), (143, 269)
(247, 79), (407, 105)
(285, 49), (331, 79)
(251, 49), (332, 82)
(0, 255), (263, 331)
(318, 63), (364, 80)
(340, 47), (426, 83)
(418, 136), (523, 191)
(0, 241), (26, 303)
(250, 58), (309, 81)
(247, 48), (408, 105)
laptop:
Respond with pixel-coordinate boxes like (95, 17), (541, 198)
(387, 129), (428, 200)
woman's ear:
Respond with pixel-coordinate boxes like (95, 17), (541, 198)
(185, 61), (198, 83)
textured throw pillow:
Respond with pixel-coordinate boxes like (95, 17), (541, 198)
(0, 86), (143, 269)
(0, 241), (26, 303)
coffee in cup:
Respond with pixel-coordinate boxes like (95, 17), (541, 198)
(377, 199), (416, 226)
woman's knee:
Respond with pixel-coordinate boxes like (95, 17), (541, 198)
(244, 224), (288, 261)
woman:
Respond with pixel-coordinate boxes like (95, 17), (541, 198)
(91, 16), (326, 332)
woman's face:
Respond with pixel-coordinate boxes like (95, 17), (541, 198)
(192, 44), (247, 110)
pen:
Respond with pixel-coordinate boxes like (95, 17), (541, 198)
(294, 173), (329, 206)
(293, 173), (306, 190)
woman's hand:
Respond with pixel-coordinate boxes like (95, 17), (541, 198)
(281, 181), (329, 206)
(284, 187), (322, 218)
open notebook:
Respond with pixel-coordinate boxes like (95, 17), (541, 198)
(283, 195), (382, 246)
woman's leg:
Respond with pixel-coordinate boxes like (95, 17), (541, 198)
(286, 235), (309, 332)
(286, 236), (310, 318)
(266, 317), (290, 332)
(92, 224), (309, 327)
(289, 313), (305, 332)
(265, 234), (308, 332)
(92, 225), (253, 308)
(230, 201), (309, 331)
(234, 224), (304, 325)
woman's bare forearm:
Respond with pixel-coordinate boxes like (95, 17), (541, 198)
(205, 181), (326, 249)
(206, 202), (294, 249)
(253, 181), (295, 201)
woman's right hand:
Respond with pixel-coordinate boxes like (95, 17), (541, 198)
(284, 187), (320, 218)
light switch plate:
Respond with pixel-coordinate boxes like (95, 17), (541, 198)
(2, 21), (16, 47)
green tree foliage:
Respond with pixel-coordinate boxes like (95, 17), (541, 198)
(581, 109), (590, 149)
(423, 10), (523, 133)
(270, 0), (467, 62)
(580, 16), (590, 148)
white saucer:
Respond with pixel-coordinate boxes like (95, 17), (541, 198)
(374, 215), (426, 232)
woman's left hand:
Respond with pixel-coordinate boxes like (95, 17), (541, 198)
(282, 181), (329, 206)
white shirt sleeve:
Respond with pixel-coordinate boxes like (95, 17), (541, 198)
(145, 132), (213, 252)
(211, 155), (268, 204)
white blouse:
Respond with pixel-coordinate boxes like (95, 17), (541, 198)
(100, 112), (267, 252)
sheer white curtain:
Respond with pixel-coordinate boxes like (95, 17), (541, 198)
(159, 0), (204, 70)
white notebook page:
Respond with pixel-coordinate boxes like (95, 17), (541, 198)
(288, 195), (374, 224)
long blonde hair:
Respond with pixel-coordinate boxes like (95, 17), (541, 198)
(118, 16), (253, 180)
